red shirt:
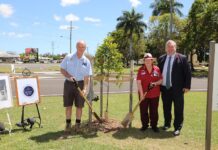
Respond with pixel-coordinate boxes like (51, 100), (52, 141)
(137, 65), (162, 98)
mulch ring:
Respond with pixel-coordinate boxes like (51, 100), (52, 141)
(58, 119), (124, 140)
(73, 118), (123, 133)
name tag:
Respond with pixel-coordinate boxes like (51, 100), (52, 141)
(153, 71), (159, 77)
(82, 62), (87, 67)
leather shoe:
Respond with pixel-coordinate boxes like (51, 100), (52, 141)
(162, 125), (171, 130)
(140, 126), (148, 131)
(152, 127), (159, 133)
(173, 130), (180, 136)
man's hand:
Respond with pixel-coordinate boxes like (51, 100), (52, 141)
(69, 76), (75, 81)
(183, 88), (190, 93)
(82, 89), (87, 96)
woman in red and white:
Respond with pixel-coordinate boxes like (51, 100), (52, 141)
(137, 53), (163, 132)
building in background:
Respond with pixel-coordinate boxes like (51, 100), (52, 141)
(0, 51), (19, 63)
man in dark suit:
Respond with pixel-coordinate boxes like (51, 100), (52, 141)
(158, 40), (191, 136)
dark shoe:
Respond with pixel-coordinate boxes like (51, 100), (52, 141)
(140, 126), (148, 131)
(152, 127), (159, 133)
(74, 123), (81, 133)
(162, 125), (171, 130)
(64, 123), (71, 133)
(173, 130), (180, 136)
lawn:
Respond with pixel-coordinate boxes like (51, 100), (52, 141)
(0, 64), (60, 73)
(0, 92), (217, 150)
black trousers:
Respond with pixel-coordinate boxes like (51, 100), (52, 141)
(161, 87), (184, 130)
(139, 97), (159, 128)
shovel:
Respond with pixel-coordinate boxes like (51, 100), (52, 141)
(72, 78), (103, 123)
(121, 83), (155, 127)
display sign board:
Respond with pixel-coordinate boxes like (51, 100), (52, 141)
(212, 44), (218, 111)
(0, 75), (13, 109)
(15, 76), (40, 106)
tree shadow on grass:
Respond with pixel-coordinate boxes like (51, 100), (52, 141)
(112, 127), (174, 140)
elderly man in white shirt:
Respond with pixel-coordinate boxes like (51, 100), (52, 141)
(60, 40), (92, 133)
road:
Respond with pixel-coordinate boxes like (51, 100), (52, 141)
(9, 72), (208, 97)
(0, 63), (207, 96)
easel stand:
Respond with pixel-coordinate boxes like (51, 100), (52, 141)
(15, 68), (42, 130)
(16, 103), (42, 130)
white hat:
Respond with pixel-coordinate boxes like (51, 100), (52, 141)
(144, 53), (153, 59)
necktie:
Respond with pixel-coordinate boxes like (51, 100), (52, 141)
(166, 56), (172, 89)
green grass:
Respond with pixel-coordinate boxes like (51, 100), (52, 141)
(0, 64), (208, 78)
(0, 65), (60, 73)
(0, 66), (11, 73)
(0, 92), (217, 150)
(192, 68), (208, 77)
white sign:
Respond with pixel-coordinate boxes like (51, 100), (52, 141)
(0, 75), (13, 109)
(212, 44), (218, 111)
(15, 77), (40, 106)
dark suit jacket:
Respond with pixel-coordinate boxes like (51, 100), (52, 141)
(158, 53), (192, 95)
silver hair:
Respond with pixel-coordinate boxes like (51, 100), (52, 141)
(165, 40), (177, 50)
(76, 40), (86, 47)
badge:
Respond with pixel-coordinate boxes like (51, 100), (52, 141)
(23, 86), (34, 97)
(82, 62), (87, 66)
(153, 71), (159, 77)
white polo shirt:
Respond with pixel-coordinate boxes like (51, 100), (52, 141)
(60, 53), (92, 81)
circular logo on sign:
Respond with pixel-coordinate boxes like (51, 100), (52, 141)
(23, 86), (34, 96)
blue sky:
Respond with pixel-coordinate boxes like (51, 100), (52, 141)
(0, 0), (194, 55)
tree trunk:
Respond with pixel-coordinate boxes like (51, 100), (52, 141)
(105, 72), (110, 121)
(100, 68), (103, 117)
(88, 76), (93, 123)
(190, 50), (195, 71)
(129, 35), (134, 128)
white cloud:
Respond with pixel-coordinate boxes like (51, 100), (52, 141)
(0, 4), (14, 18)
(129, 0), (141, 8)
(1, 32), (31, 38)
(10, 22), (18, 27)
(54, 14), (61, 21)
(84, 17), (101, 23)
(65, 13), (79, 22)
(60, 0), (80, 7)
(59, 25), (78, 30)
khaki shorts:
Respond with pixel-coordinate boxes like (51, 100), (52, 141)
(63, 80), (84, 108)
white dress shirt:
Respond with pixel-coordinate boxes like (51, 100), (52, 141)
(162, 53), (176, 87)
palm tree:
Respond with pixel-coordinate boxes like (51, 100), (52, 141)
(150, 0), (184, 17)
(150, 0), (183, 39)
(116, 9), (146, 127)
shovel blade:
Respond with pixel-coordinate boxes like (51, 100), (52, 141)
(93, 112), (103, 123)
(121, 113), (134, 128)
